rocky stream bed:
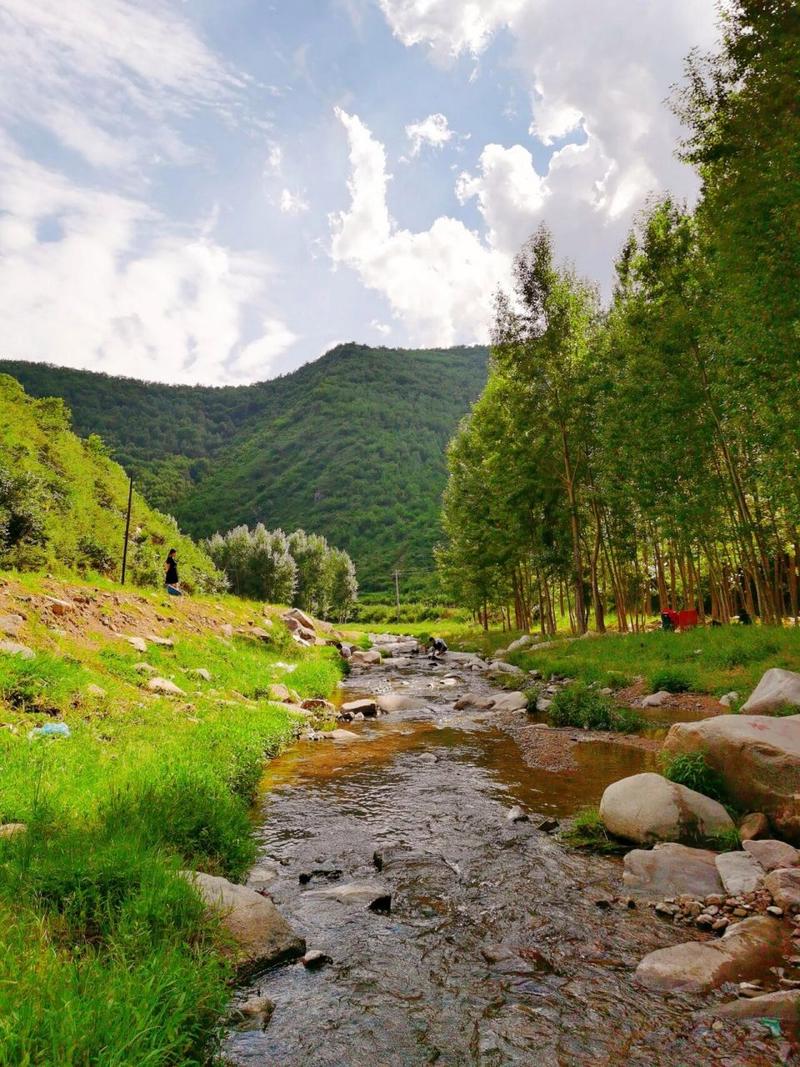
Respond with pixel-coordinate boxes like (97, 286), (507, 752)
(222, 644), (797, 1066)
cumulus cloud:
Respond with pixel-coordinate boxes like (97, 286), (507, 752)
(405, 113), (454, 155)
(379, 0), (719, 289)
(0, 140), (295, 385)
(330, 109), (508, 346)
(280, 188), (310, 215)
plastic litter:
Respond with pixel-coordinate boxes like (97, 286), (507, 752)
(760, 1018), (782, 1038)
(28, 722), (71, 739)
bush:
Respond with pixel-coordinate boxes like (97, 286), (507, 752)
(649, 667), (697, 693)
(548, 684), (643, 732)
(661, 750), (727, 803)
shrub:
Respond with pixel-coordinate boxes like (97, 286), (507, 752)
(660, 750), (727, 803)
(548, 684), (643, 732)
(649, 667), (697, 693)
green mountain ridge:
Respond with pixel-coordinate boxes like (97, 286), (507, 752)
(0, 344), (490, 593)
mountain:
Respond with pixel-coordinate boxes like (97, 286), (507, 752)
(0, 344), (490, 593)
(0, 375), (219, 590)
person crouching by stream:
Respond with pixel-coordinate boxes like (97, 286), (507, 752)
(164, 548), (183, 596)
(427, 636), (448, 661)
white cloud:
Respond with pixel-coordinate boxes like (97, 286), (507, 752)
(370, 320), (392, 336)
(330, 109), (508, 346)
(405, 113), (453, 156)
(0, 0), (238, 170)
(379, 0), (720, 289)
(279, 188), (310, 215)
(0, 141), (295, 385)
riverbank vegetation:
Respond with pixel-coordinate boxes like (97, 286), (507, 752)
(0, 575), (342, 1063)
(438, 4), (799, 635)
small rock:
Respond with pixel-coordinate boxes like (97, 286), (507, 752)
(506, 805), (529, 823)
(301, 950), (332, 970)
(189, 668), (212, 681)
(0, 822), (26, 839)
(305, 881), (391, 913)
(641, 691), (671, 708)
(767, 905), (784, 917)
(537, 817), (559, 833)
(134, 662), (158, 674)
(45, 597), (73, 616)
(493, 691), (528, 712)
(377, 693), (426, 713)
(738, 812), (770, 841)
(126, 636), (147, 653)
(341, 699), (377, 717)
(764, 868), (800, 910)
(0, 640), (35, 660)
(146, 677), (186, 696)
(298, 868), (342, 885)
(700, 989), (800, 1022)
(328, 729), (362, 743)
(228, 995), (275, 1031)
(268, 683), (292, 703)
(86, 683), (106, 698)
(0, 614), (24, 636)
(719, 691), (739, 708)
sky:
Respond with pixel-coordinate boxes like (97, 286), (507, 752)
(0, 0), (721, 385)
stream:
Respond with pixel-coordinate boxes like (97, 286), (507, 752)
(224, 654), (780, 1066)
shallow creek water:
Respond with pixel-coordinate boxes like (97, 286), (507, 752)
(224, 658), (779, 1066)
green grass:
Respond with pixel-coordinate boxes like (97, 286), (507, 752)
(511, 625), (800, 698)
(547, 684), (644, 733)
(561, 807), (627, 855)
(0, 583), (343, 1065)
(660, 750), (728, 804)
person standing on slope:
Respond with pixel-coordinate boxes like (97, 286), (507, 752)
(164, 548), (182, 596)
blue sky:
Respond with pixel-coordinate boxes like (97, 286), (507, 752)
(0, 0), (719, 384)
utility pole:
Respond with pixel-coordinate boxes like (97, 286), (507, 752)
(121, 476), (133, 585)
(393, 569), (401, 619)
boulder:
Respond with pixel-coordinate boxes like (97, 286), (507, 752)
(283, 608), (316, 633)
(635, 916), (785, 993)
(486, 661), (525, 678)
(268, 683), (293, 703)
(507, 634), (533, 653)
(305, 881), (390, 912)
(146, 677), (185, 696)
(0, 614), (24, 636)
(453, 693), (495, 711)
(341, 699), (377, 717)
(126, 636), (147, 653)
(184, 871), (304, 975)
(492, 691), (529, 713)
(146, 635), (174, 648)
(715, 851), (765, 895)
(641, 691), (672, 708)
(738, 812), (770, 841)
(741, 668), (800, 715)
(623, 843), (723, 899)
(377, 694), (426, 713)
(763, 867), (800, 910)
(663, 714), (800, 843)
(700, 989), (800, 1022)
(350, 650), (381, 666)
(0, 640), (34, 659)
(228, 994), (275, 1031)
(599, 772), (734, 845)
(742, 838), (800, 872)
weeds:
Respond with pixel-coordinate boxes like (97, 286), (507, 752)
(547, 684), (643, 733)
(561, 807), (627, 855)
(660, 750), (728, 804)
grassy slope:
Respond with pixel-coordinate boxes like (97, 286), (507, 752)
(0, 344), (490, 593)
(0, 574), (342, 1064)
(0, 374), (217, 590)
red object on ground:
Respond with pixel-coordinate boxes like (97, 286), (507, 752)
(664, 609), (699, 630)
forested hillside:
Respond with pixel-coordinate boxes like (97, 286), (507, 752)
(0, 345), (489, 593)
(0, 375), (220, 590)
(439, 2), (799, 632)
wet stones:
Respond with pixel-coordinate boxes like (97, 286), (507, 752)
(340, 699), (377, 717)
(298, 868), (343, 885)
(635, 915), (785, 993)
(377, 693), (426, 713)
(305, 881), (391, 913)
(184, 871), (305, 976)
(301, 949), (332, 969)
(491, 691), (529, 713)
(600, 772), (734, 846)
(623, 843), (724, 899)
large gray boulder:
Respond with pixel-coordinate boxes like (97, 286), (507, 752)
(599, 772), (734, 846)
(663, 714), (800, 843)
(184, 871), (304, 975)
(623, 843), (723, 899)
(491, 691), (529, 712)
(742, 838), (800, 872)
(741, 668), (800, 714)
(714, 851), (765, 895)
(635, 915), (785, 993)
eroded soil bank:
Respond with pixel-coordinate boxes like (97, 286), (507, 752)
(225, 656), (785, 1066)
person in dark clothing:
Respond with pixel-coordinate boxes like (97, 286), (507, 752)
(164, 548), (182, 596)
(427, 636), (448, 660)
(738, 608), (752, 625)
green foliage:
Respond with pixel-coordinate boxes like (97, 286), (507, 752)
(0, 344), (489, 594)
(0, 375), (221, 590)
(0, 653), (88, 715)
(706, 826), (742, 852)
(561, 807), (627, 855)
(649, 667), (697, 694)
(547, 684), (643, 732)
(661, 751), (727, 804)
